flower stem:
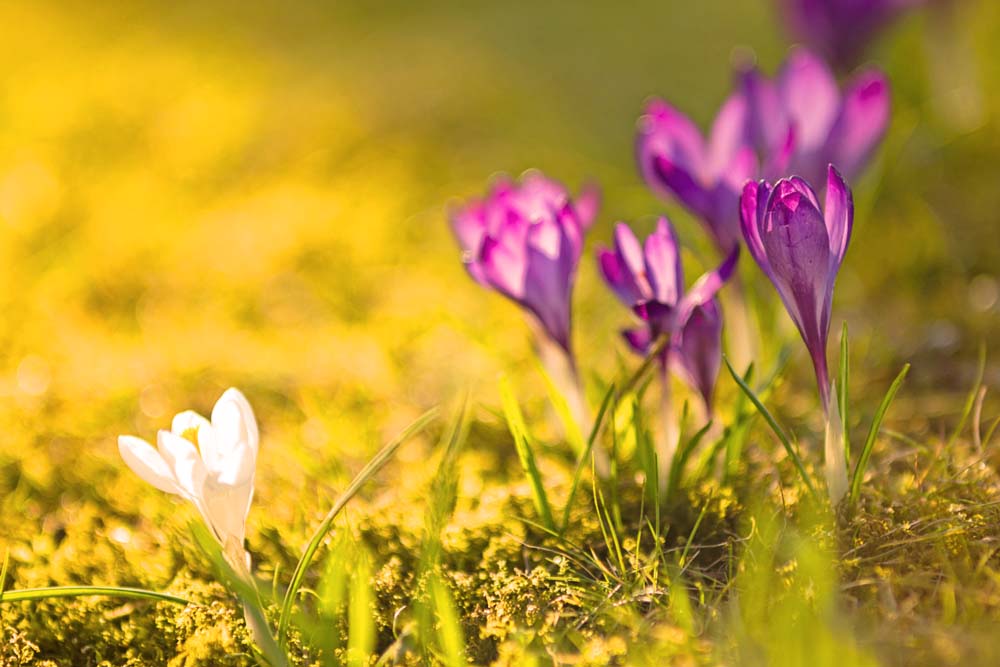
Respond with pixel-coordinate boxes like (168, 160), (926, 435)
(657, 362), (679, 494)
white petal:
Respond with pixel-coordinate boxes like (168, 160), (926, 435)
(118, 435), (179, 494)
(211, 388), (259, 458)
(157, 430), (207, 499)
(202, 479), (251, 547)
(216, 441), (256, 488)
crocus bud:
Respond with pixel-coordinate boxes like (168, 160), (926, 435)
(119, 388), (258, 557)
(636, 98), (757, 254)
(597, 218), (737, 413)
(779, 0), (925, 71)
(450, 171), (599, 354)
(741, 48), (890, 187)
(739, 165), (853, 410)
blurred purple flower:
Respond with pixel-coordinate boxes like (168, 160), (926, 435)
(739, 164), (853, 409)
(597, 218), (737, 411)
(742, 48), (891, 187)
(780, 0), (925, 70)
(638, 49), (886, 255)
(450, 171), (599, 354)
(636, 98), (757, 254)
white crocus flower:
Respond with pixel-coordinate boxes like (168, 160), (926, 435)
(118, 387), (258, 564)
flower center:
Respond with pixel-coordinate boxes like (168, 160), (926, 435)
(180, 426), (202, 456)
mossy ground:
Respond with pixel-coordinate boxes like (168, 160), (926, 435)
(2, 1), (1000, 665)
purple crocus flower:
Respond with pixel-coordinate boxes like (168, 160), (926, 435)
(636, 98), (757, 253)
(739, 164), (853, 410)
(780, 0), (925, 71)
(450, 171), (599, 354)
(741, 48), (891, 188)
(597, 218), (737, 412)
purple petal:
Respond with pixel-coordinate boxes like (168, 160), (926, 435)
(480, 234), (526, 300)
(574, 184), (601, 230)
(823, 164), (854, 267)
(643, 218), (684, 307)
(597, 225), (648, 307)
(622, 327), (653, 356)
(672, 299), (723, 411)
(637, 100), (710, 210)
(777, 49), (840, 155)
(822, 70), (890, 180)
(680, 244), (740, 317)
(449, 201), (487, 256)
(739, 180), (773, 278)
(706, 92), (751, 177)
(760, 182), (832, 371)
(742, 68), (787, 158)
(651, 157), (714, 221)
(783, 176), (822, 211)
(522, 217), (576, 351)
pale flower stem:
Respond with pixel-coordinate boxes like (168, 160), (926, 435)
(530, 321), (610, 478)
(657, 364), (679, 494)
(224, 540), (275, 659)
(721, 276), (757, 375)
(823, 386), (848, 505)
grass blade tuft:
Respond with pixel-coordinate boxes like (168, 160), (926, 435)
(849, 364), (910, 506)
(724, 355), (819, 501)
(499, 375), (555, 531)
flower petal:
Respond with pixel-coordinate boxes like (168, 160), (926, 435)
(643, 218), (684, 307)
(823, 69), (890, 179)
(597, 223), (648, 306)
(637, 100), (711, 214)
(681, 244), (739, 317)
(521, 216), (575, 350)
(118, 435), (179, 494)
(739, 180), (772, 277)
(157, 429), (207, 500)
(778, 49), (840, 154)
(823, 164), (854, 266)
(706, 92), (751, 177)
(211, 388), (260, 459)
(760, 183), (832, 357)
(622, 327), (653, 356)
(574, 184), (601, 230)
(672, 299), (723, 411)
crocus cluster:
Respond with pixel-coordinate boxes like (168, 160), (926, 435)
(119, 387), (258, 564)
(597, 218), (738, 414)
(780, 0), (927, 71)
(637, 48), (887, 255)
(449, 172), (599, 356)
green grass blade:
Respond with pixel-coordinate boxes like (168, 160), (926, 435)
(277, 407), (439, 643)
(840, 321), (850, 465)
(499, 375), (555, 531)
(0, 585), (190, 605)
(0, 548), (9, 595)
(849, 364), (910, 505)
(536, 358), (586, 457)
(347, 549), (375, 667)
(946, 343), (986, 451)
(560, 383), (615, 533)
(723, 355), (819, 501)
(668, 418), (713, 497)
(428, 575), (466, 667)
